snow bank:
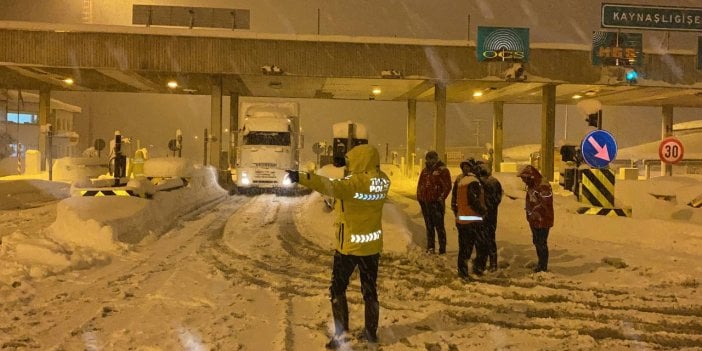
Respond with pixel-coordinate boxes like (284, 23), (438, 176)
(0, 179), (70, 210)
(0, 164), (226, 283)
(52, 157), (106, 182)
(143, 157), (195, 178)
(51, 164), (226, 246)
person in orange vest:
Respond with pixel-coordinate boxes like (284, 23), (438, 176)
(517, 165), (554, 273)
(451, 159), (487, 280)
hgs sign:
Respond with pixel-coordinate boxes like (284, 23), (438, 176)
(477, 27), (529, 62)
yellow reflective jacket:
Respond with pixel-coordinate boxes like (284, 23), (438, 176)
(299, 144), (390, 256)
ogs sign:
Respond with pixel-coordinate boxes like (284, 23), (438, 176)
(477, 27), (529, 62)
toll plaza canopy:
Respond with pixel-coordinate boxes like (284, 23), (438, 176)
(0, 21), (701, 176)
(0, 21), (700, 105)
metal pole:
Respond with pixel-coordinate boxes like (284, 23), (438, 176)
(47, 127), (53, 180)
(203, 128), (208, 166)
(176, 129), (183, 158)
(564, 105), (568, 141)
(385, 143), (389, 163)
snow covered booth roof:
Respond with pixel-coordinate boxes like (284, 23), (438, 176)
(333, 121), (367, 139)
(2, 90), (82, 113)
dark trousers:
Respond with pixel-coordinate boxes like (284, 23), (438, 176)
(484, 215), (498, 268)
(456, 222), (488, 277)
(530, 227), (550, 271)
(419, 201), (447, 253)
(330, 251), (380, 337)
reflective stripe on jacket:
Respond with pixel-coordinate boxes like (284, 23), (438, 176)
(452, 174), (485, 224)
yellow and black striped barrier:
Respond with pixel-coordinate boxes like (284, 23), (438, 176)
(577, 206), (631, 217)
(579, 169), (615, 207)
(577, 169), (631, 217)
(79, 189), (147, 198)
(689, 194), (702, 208)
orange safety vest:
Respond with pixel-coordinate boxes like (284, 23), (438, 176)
(455, 174), (484, 224)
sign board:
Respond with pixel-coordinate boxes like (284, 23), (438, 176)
(602, 4), (702, 31)
(592, 31), (643, 66)
(476, 27), (529, 62)
(658, 137), (684, 164)
(581, 130), (618, 169)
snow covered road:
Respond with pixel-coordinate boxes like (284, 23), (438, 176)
(2, 190), (702, 350)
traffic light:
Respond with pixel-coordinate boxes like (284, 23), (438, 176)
(586, 113), (600, 127)
(625, 69), (638, 84)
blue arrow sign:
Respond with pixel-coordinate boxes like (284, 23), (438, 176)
(581, 130), (618, 168)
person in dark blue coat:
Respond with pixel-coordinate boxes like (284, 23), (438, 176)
(476, 161), (503, 271)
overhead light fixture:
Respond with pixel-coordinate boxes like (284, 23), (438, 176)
(167, 80), (178, 89)
(472, 90), (484, 98)
(584, 90), (598, 97)
(371, 86), (382, 95)
(62, 78), (74, 85)
(572, 94), (583, 99)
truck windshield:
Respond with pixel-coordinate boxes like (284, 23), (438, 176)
(243, 131), (291, 146)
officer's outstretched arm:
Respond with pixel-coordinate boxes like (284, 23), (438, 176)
(299, 172), (356, 200)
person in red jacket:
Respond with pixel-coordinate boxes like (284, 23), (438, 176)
(416, 151), (452, 254)
(517, 165), (554, 273)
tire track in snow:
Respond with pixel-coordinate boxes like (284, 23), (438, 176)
(205, 194), (702, 349)
(377, 251), (702, 349)
(0, 195), (245, 349)
(203, 194), (335, 350)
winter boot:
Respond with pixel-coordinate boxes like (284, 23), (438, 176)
(488, 253), (498, 272)
(356, 329), (378, 344)
(325, 333), (351, 350)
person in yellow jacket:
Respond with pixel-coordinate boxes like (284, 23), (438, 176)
(286, 144), (390, 349)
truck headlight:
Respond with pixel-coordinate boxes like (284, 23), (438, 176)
(240, 172), (250, 185)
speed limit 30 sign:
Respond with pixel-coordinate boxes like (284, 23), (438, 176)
(659, 137), (684, 164)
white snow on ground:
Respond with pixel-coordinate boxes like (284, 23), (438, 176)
(0, 159), (226, 282)
(0, 148), (701, 350)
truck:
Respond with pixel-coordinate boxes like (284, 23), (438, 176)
(234, 101), (302, 191)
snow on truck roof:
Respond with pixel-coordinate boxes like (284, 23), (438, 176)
(242, 116), (291, 133)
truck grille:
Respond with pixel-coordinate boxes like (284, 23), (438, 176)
(254, 163), (278, 168)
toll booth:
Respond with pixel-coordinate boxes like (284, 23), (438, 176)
(559, 145), (582, 195)
(332, 121), (368, 167)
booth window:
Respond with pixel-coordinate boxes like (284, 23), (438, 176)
(6, 112), (37, 124)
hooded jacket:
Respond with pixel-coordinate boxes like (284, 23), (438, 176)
(416, 160), (452, 202)
(299, 144), (390, 256)
(517, 165), (554, 228)
(478, 165), (503, 223)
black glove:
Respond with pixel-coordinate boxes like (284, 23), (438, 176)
(285, 170), (299, 183)
(332, 156), (346, 168)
